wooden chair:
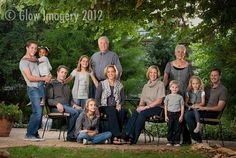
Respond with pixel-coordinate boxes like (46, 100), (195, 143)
(42, 103), (70, 141)
(200, 109), (225, 146)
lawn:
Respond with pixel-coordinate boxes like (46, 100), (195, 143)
(7, 145), (207, 158)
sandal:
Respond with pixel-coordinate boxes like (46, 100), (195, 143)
(113, 138), (122, 145)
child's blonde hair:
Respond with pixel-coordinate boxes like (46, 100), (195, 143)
(187, 76), (204, 91)
(169, 80), (180, 88)
(84, 98), (97, 113)
(76, 55), (92, 72)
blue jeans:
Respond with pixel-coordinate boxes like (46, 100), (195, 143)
(26, 84), (44, 137)
(125, 106), (163, 144)
(51, 104), (81, 138)
(74, 99), (87, 109)
(77, 132), (112, 144)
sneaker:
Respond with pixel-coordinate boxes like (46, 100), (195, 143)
(166, 143), (172, 146)
(83, 139), (88, 145)
(174, 143), (181, 147)
(24, 136), (44, 141)
(104, 139), (110, 144)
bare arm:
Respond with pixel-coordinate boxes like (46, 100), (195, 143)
(23, 68), (51, 82)
(64, 75), (74, 84)
(199, 100), (225, 112)
(164, 104), (168, 122)
(163, 72), (169, 87)
(90, 73), (98, 87)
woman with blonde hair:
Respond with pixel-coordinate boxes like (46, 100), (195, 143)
(95, 65), (127, 145)
(124, 65), (165, 144)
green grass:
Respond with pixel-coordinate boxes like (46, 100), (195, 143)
(7, 145), (207, 158)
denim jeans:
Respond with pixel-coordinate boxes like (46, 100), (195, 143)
(26, 84), (44, 137)
(77, 131), (112, 144)
(51, 104), (81, 138)
(184, 110), (202, 142)
(125, 106), (163, 144)
(74, 99), (87, 109)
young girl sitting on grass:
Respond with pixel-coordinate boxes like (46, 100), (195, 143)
(74, 98), (112, 145)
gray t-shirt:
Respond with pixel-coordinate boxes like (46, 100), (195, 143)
(205, 84), (228, 107)
(164, 94), (184, 112)
(90, 51), (122, 81)
(71, 69), (90, 99)
(19, 57), (40, 87)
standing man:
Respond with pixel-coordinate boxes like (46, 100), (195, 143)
(185, 68), (228, 143)
(90, 36), (122, 97)
(47, 65), (81, 141)
(19, 40), (51, 141)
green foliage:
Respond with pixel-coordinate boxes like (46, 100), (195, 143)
(0, 102), (22, 121)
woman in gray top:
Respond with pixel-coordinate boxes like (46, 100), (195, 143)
(75, 98), (112, 144)
(163, 44), (194, 97)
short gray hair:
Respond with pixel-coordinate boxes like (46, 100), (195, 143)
(98, 36), (109, 44)
(175, 44), (186, 52)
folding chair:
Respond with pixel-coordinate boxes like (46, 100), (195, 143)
(42, 103), (70, 141)
(144, 106), (165, 144)
(200, 109), (225, 146)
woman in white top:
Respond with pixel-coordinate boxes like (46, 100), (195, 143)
(65, 55), (98, 109)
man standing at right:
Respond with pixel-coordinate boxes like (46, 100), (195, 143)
(90, 36), (122, 97)
(185, 68), (228, 143)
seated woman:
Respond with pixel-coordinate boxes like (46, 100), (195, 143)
(95, 65), (127, 145)
(124, 65), (165, 144)
(75, 98), (112, 144)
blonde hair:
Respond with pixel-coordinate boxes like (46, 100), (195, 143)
(104, 65), (119, 78)
(175, 44), (186, 53)
(169, 80), (180, 88)
(76, 55), (91, 72)
(84, 98), (97, 113)
(187, 76), (204, 91)
(146, 65), (161, 79)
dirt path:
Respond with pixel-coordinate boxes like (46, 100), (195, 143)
(0, 128), (236, 152)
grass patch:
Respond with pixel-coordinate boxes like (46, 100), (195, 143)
(7, 145), (207, 158)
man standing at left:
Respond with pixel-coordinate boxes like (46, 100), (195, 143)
(19, 40), (51, 141)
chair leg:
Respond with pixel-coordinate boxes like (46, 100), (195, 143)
(219, 122), (224, 146)
(42, 117), (49, 138)
(58, 118), (62, 140)
(203, 124), (208, 144)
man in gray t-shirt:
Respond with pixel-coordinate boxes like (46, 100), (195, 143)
(19, 40), (51, 141)
(185, 68), (228, 143)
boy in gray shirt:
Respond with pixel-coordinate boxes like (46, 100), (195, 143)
(164, 80), (184, 146)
